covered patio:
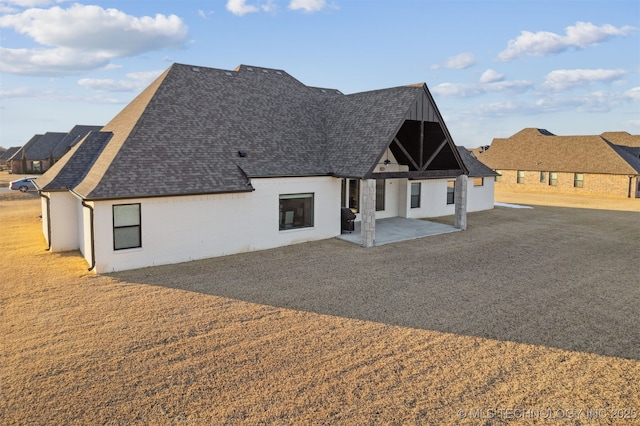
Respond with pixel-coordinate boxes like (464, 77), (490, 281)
(336, 216), (460, 246)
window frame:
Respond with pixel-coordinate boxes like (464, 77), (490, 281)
(113, 203), (141, 251)
(446, 180), (455, 205)
(574, 173), (584, 188)
(517, 170), (525, 184)
(375, 179), (385, 211)
(473, 177), (484, 187)
(279, 193), (314, 230)
(410, 182), (421, 208)
(539, 171), (546, 183)
(549, 172), (558, 186)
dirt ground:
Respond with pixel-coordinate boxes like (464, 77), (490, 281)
(1, 174), (639, 424)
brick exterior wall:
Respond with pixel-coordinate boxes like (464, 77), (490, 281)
(495, 169), (637, 198)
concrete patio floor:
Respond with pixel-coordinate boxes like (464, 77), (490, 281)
(335, 216), (460, 246)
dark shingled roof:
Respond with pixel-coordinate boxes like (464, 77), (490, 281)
(478, 128), (640, 175)
(51, 125), (104, 159)
(456, 147), (499, 177)
(21, 132), (67, 160)
(1, 146), (21, 161)
(36, 132), (113, 192)
(50, 63), (464, 200)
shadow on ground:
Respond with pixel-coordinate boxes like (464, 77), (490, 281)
(112, 206), (640, 360)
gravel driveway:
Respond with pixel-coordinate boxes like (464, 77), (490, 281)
(113, 204), (640, 360)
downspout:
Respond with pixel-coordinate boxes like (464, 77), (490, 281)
(81, 200), (96, 272)
(40, 192), (52, 251)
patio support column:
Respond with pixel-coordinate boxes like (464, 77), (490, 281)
(360, 179), (376, 247)
(454, 174), (468, 230)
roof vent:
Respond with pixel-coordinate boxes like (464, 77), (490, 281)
(192, 67), (200, 72)
(238, 150), (248, 158)
(262, 69), (269, 73)
(247, 67), (254, 71)
(225, 72), (233, 76)
(275, 71), (282, 75)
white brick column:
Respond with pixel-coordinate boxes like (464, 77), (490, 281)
(360, 179), (376, 247)
(454, 174), (468, 230)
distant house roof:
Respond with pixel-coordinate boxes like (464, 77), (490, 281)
(45, 63), (465, 200)
(1, 146), (21, 161)
(478, 128), (640, 175)
(19, 132), (67, 160)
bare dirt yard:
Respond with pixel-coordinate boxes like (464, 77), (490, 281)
(1, 174), (639, 424)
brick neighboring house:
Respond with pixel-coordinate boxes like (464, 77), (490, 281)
(8, 125), (102, 174)
(477, 128), (640, 198)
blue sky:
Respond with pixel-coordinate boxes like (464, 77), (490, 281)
(0, 0), (638, 149)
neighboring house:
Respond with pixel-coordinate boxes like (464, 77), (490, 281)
(478, 128), (640, 198)
(37, 63), (494, 273)
(1, 146), (21, 171)
(8, 125), (102, 174)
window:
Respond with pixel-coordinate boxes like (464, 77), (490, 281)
(279, 193), (314, 230)
(473, 177), (484, 187)
(348, 179), (359, 212)
(375, 179), (385, 211)
(517, 170), (525, 184)
(410, 182), (421, 208)
(495, 170), (502, 182)
(32, 161), (41, 172)
(574, 173), (584, 188)
(113, 204), (141, 250)
(447, 180), (455, 205)
(549, 172), (558, 186)
(540, 172), (546, 183)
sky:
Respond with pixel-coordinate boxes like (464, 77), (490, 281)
(0, 0), (638, 149)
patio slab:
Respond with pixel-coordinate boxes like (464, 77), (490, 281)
(336, 216), (460, 246)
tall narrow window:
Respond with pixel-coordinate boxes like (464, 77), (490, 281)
(279, 193), (314, 230)
(113, 204), (141, 250)
(375, 179), (385, 211)
(410, 182), (421, 208)
(574, 173), (584, 188)
(540, 171), (546, 183)
(549, 172), (558, 186)
(517, 170), (525, 184)
(447, 180), (455, 204)
(348, 179), (359, 212)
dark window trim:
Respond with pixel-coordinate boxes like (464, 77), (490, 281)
(447, 180), (455, 205)
(376, 179), (385, 211)
(410, 182), (421, 208)
(279, 193), (314, 230)
(113, 203), (141, 250)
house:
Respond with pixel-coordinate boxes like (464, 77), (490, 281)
(8, 125), (102, 174)
(1, 146), (21, 171)
(478, 128), (640, 198)
(36, 63), (495, 273)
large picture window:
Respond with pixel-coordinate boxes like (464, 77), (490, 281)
(279, 193), (314, 230)
(410, 182), (421, 208)
(113, 203), (141, 250)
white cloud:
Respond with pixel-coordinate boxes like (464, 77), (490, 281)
(431, 82), (484, 97)
(624, 87), (640, 101)
(542, 69), (627, 91)
(226, 0), (260, 15)
(498, 21), (636, 61)
(484, 80), (534, 94)
(78, 69), (164, 92)
(431, 52), (476, 70)
(0, 4), (188, 75)
(289, 0), (326, 12)
(480, 69), (504, 84)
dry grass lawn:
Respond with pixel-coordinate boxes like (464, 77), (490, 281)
(1, 175), (639, 424)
